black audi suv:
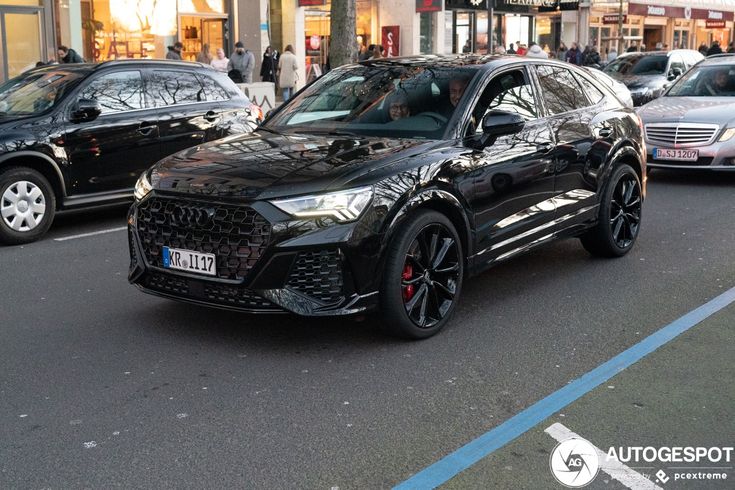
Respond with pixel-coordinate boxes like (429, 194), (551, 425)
(128, 55), (646, 338)
(0, 60), (259, 244)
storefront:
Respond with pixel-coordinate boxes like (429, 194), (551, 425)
(589, 1), (734, 55)
(54, 0), (233, 63)
(0, 0), (55, 80)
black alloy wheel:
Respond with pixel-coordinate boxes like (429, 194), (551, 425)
(580, 163), (642, 257)
(381, 210), (464, 339)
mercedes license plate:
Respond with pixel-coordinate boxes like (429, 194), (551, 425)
(653, 148), (699, 162)
(162, 246), (216, 276)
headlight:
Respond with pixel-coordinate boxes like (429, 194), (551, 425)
(134, 171), (152, 201)
(719, 128), (735, 142)
(270, 186), (373, 222)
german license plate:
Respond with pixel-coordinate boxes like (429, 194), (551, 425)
(162, 246), (216, 276)
(653, 148), (699, 161)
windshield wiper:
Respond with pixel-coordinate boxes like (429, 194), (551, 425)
(294, 129), (359, 137)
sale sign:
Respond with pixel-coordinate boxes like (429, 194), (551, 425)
(382, 26), (400, 58)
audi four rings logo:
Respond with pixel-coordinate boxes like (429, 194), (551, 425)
(172, 206), (215, 227)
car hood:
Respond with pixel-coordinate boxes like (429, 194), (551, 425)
(638, 97), (735, 125)
(606, 73), (666, 89)
(150, 131), (436, 200)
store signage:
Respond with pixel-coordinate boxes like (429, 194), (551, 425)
(603, 14), (627, 24)
(628, 3), (733, 21)
(417, 0), (443, 12)
(445, 0), (486, 10)
(382, 26), (400, 58)
(298, 0), (326, 6)
(706, 20), (726, 28)
(495, 0), (577, 9)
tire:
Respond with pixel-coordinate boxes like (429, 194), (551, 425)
(380, 210), (464, 339)
(0, 166), (56, 245)
(580, 163), (642, 258)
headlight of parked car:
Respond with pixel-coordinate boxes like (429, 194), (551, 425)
(719, 128), (735, 142)
(134, 171), (152, 201)
(270, 186), (373, 222)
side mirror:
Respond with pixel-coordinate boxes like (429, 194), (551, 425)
(482, 110), (526, 137)
(72, 98), (102, 122)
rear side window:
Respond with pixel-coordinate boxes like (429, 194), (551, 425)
(79, 70), (144, 114)
(147, 70), (205, 107)
(534, 65), (588, 115)
(198, 73), (230, 101)
(575, 74), (605, 105)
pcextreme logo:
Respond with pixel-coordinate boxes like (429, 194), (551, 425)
(549, 438), (601, 487)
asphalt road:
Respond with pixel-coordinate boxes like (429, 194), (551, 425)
(1, 169), (734, 489)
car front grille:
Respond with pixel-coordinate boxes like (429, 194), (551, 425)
(645, 123), (719, 147)
(136, 196), (271, 281)
(286, 250), (344, 305)
(144, 271), (278, 310)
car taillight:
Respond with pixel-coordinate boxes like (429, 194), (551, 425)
(249, 103), (264, 123)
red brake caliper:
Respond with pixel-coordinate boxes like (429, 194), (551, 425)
(402, 263), (415, 301)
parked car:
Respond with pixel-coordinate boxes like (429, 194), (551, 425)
(639, 56), (735, 171)
(128, 55), (646, 339)
(584, 67), (634, 108)
(603, 50), (704, 106)
(0, 60), (260, 244)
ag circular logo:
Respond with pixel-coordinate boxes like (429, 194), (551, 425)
(549, 438), (600, 487)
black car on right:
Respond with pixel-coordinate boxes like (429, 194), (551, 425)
(604, 49), (704, 105)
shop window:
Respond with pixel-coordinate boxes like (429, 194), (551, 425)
(78, 70), (144, 113)
(148, 71), (205, 106)
(534, 65), (586, 115)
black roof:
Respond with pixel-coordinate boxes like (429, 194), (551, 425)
(356, 53), (570, 71)
(26, 59), (211, 77)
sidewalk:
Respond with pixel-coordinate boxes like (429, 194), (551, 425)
(441, 305), (735, 489)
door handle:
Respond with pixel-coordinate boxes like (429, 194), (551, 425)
(598, 128), (613, 138)
(137, 124), (156, 136)
(204, 110), (219, 122)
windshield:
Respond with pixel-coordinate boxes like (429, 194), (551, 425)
(604, 55), (668, 76)
(666, 65), (735, 96)
(264, 64), (480, 139)
(0, 69), (85, 117)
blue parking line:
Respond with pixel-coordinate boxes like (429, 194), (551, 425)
(394, 286), (735, 490)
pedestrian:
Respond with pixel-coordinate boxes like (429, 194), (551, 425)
(707, 40), (723, 56)
(566, 42), (581, 65)
(360, 44), (375, 61)
(516, 43), (527, 56)
(507, 43), (516, 54)
(228, 41), (256, 84)
(370, 45), (384, 59)
(607, 46), (618, 63)
(260, 46), (278, 83)
(640, 43), (646, 52)
(196, 43), (212, 64)
(278, 44), (298, 102)
(210, 48), (229, 73)
(556, 42), (568, 61)
(526, 42), (548, 59)
(57, 45), (84, 63)
(698, 43), (709, 56)
(462, 39), (472, 53)
(728, 43), (735, 53)
(580, 45), (591, 65)
(627, 42), (638, 53)
(584, 45), (601, 67)
(655, 42), (663, 51)
(165, 42), (183, 60)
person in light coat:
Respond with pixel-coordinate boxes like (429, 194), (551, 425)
(228, 41), (255, 83)
(210, 48), (229, 73)
(526, 43), (548, 59)
(278, 45), (299, 102)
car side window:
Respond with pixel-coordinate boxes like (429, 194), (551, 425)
(534, 65), (588, 115)
(147, 70), (205, 107)
(198, 73), (230, 101)
(78, 70), (144, 114)
(575, 74), (605, 105)
(471, 69), (538, 134)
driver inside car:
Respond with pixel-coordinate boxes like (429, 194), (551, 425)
(705, 69), (731, 95)
(388, 93), (411, 121)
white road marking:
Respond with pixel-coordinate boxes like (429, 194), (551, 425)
(54, 226), (127, 241)
(545, 423), (663, 490)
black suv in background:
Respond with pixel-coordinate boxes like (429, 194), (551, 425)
(0, 60), (259, 244)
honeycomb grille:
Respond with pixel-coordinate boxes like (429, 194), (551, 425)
(128, 229), (138, 269)
(286, 250), (344, 304)
(143, 272), (277, 310)
(136, 197), (271, 281)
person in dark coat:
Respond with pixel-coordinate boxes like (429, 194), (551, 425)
(707, 40), (723, 56)
(584, 45), (601, 67)
(57, 45), (83, 63)
(698, 43), (709, 56)
(166, 42), (183, 60)
(507, 43), (516, 54)
(260, 46), (278, 83)
(565, 42), (581, 65)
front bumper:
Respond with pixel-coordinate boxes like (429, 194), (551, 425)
(646, 139), (735, 170)
(127, 193), (383, 316)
